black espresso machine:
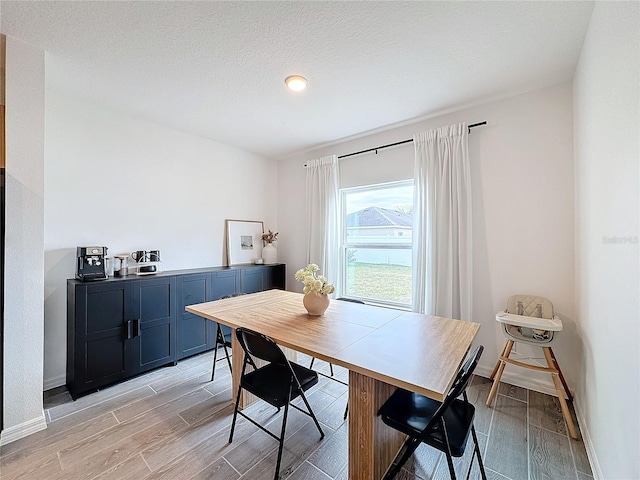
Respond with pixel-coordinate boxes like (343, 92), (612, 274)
(76, 246), (108, 282)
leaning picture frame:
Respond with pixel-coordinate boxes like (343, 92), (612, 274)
(226, 219), (264, 266)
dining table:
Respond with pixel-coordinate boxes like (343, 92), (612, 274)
(186, 289), (480, 480)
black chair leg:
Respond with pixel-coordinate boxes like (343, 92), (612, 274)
(441, 419), (457, 480)
(343, 403), (348, 420)
(211, 342), (220, 381)
(228, 382), (243, 443)
(298, 389), (324, 438)
(444, 450), (457, 480)
(382, 437), (421, 480)
(470, 424), (487, 480)
(309, 357), (315, 369)
(274, 397), (291, 480)
(221, 334), (232, 372)
(212, 324), (232, 382)
(329, 363), (334, 376)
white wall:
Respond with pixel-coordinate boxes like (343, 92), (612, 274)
(43, 89), (279, 389)
(1, 36), (47, 444)
(573, 3), (640, 479)
(278, 82), (576, 394)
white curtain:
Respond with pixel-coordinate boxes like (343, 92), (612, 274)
(305, 155), (340, 291)
(412, 123), (472, 321)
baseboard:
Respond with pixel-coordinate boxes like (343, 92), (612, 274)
(474, 364), (559, 397)
(573, 400), (603, 479)
(0, 412), (47, 446)
(43, 373), (66, 391)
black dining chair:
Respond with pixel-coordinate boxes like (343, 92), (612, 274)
(210, 293), (245, 381)
(229, 327), (325, 480)
(377, 345), (487, 480)
(308, 297), (364, 420)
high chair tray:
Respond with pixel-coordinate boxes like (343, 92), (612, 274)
(496, 311), (562, 331)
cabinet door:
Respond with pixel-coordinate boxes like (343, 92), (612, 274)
(176, 274), (209, 360)
(71, 282), (134, 398)
(210, 270), (240, 300)
(240, 268), (263, 294)
(208, 270), (240, 347)
(131, 277), (177, 373)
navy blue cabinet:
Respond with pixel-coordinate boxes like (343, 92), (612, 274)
(176, 266), (284, 360)
(176, 270), (243, 360)
(240, 263), (285, 294)
(263, 263), (285, 291)
(67, 276), (176, 399)
(67, 281), (135, 399)
(134, 277), (176, 371)
(207, 270), (242, 351)
(240, 268), (263, 294)
(210, 270), (240, 300)
(68, 264), (285, 398)
(177, 273), (210, 360)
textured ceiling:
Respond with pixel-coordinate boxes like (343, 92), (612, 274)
(1, 1), (594, 159)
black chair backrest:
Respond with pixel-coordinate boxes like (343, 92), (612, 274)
(417, 345), (483, 441)
(236, 327), (289, 367)
(220, 293), (247, 300)
(337, 297), (365, 304)
(447, 345), (483, 401)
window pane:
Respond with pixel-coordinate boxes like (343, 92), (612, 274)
(341, 181), (413, 308)
(345, 184), (413, 245)
(344, 247), (412, 306)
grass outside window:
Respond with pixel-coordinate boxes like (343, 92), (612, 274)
(345, 262), (412, 306)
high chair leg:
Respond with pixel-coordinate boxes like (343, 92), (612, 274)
(549, 347), (573, 402)
(543, 348), (578, 440)
(489, 341), (510, 380)
(486, 340), (514, 407)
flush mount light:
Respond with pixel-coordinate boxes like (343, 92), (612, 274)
(285, 75), (307, 91)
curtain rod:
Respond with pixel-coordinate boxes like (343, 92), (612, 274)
(337, 121), (487, 159)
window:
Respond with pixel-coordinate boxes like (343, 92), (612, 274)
(340, 181), (413, 308)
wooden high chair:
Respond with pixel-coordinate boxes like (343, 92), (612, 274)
(486, 294), (578, 439)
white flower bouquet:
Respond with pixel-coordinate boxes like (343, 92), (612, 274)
(294, 263), (335, 295)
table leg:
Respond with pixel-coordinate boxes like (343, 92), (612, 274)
(348, 370), (406, 479)
(230, 328), (247, 408)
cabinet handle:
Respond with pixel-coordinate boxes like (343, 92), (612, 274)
(134, 319), (141, 337)
(126, 320), (132, 339)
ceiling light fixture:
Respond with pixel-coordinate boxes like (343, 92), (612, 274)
(285, 75), (307, 91)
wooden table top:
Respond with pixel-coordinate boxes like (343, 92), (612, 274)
(186, 289), (480, 401)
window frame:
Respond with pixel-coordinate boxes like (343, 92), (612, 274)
(339, 180), (413, 309)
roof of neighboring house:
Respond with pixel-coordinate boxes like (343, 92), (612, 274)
(346, 207), (412, 228)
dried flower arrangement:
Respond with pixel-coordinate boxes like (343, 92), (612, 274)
(261, 229), (279, 245)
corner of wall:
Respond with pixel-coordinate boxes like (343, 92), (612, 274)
(3, 34), (46, 434)
(0, 412), (47, 446)
(573, 400), (603, 479)
(572, 2), (640, 478)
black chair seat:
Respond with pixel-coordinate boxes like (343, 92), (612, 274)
(241, 362), (319, 408)
(376, 345), (487, 480)
(229, 327), (324, 480)
(379, 389), (476, 457)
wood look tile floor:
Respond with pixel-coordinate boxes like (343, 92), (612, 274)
(0, 351), (593, 480)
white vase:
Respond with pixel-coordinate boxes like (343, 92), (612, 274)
(303, 293), (330, 316)
(262, 243), (277, 264)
